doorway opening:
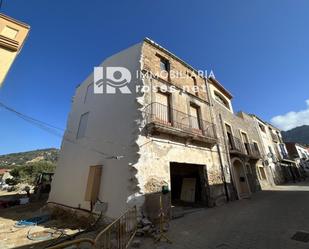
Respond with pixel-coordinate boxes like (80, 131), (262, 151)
(232, 159), (250, 198)
(169, 162), (208, 207)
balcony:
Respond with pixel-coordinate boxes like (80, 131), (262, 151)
(278, 150), (292, 161)
(143, 102), (217, 145)
(249, 143), (262, 159)
(227, 136), (261, 159)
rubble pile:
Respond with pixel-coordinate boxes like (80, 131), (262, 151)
(135, 217), (169, 240)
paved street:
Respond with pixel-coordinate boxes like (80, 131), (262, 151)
(140, 181), (309, 249)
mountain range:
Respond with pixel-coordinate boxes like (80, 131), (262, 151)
(0, 148), (59, 168)
(0, 125), (307, 169)
(282, 125), (309, 145)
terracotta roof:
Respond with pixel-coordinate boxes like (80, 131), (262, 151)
(0, 169), (10, 175)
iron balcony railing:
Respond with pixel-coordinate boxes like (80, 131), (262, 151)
(143, 102), (217, 141)
(227, 135), (261, 158)
(227, 135), (243, 153)
(249, 143), (261, 158)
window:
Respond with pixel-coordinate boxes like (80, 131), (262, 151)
(259, 167), (267, 180)
(241, 132), (250, 155)
(77, 112), (89, 139)
(155, 91), (171, 124)
(276, 131), (282, 142)
(253, 142), (260, 154)
(160, 57), (170, 72)
(214, 91), (230, 110)
(279, 144), (287, 157)
(259, 123), (266, 133)
(192, 77), (198, 96)
(268, 146), (276, 161)
(190, 104), (201, 130)
(268, 146), (273, 155)
(225, 124), (234, 150)
(301, 152), (307, 159)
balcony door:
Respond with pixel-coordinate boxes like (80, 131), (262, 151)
(225, 124), (234, 150)
(241, 132), (250, 155)
(155, 91), (171, 125)
(189, 104), (201, 131)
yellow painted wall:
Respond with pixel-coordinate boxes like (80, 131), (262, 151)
(0, 13), (30, 86)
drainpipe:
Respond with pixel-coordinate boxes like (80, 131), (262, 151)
(204, 77), (231, 202)
(216, 143), (229, 202)
(218, 113), (237, 200)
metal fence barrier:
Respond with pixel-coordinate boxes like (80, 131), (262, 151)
(47, 206), (137, 249)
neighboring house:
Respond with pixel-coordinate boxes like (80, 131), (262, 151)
(251, 117), (299, 183)
(208, 77), (270, 200)
(0, 13), (30, 86)
(285, 143), (309, 176)
(49, 38), (224, 219)
(0, 168), (11, 182)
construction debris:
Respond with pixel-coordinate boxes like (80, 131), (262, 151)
(136, 216), (169, 239)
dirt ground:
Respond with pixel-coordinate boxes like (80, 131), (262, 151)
(0, 190), (87, 249)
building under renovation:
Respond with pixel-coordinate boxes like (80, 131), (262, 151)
(49, 38), (297, 219)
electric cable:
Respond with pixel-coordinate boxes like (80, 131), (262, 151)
(0, 101), (130, 150)
(0, 101), (126, 159)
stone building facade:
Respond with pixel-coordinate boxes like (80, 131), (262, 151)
(138, 39), (228, 212)
(207, 78), (272, 200)
(285, 142), (309, 178)
(251, 116), (299, 184)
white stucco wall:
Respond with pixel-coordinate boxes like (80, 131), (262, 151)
(295, 144), (309, 159)
(208, 83), (234, 114)
(49, 43), (143, 218)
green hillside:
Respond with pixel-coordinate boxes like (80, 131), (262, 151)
(282, 125), (309, 145)
(0, 148), (59, 168)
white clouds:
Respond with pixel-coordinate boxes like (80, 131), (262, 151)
(271, 99), (309, 131)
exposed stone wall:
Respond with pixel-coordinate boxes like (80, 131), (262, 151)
(134, 136), (225, 208)
(142, 41), (209, 102)
(131, 41), (227, 216)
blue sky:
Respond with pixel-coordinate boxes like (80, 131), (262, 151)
(0, 0), (309, 155)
